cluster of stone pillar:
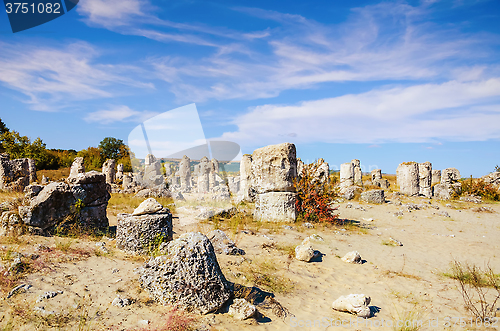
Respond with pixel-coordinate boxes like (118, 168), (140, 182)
(396, 162), (460, 199)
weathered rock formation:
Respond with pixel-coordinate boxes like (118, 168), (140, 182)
(332, 294), (371, 318)
(207, 230), (244, 255)
(102, 159), (116, 184)
(0, 154), (37, 191)
(431, 170), (441, 185)
(370, 169), (390, 189)
(418, 162), (432, 198)
(116, 198), (173, 255)
(360, 189), (385, 204)
(18, 170), (110, 233)
(434, 168), (462, 200)
(239, 154), (253, 201)
(396, 162), (419, 196)
(69, 157), (85, 178)
(137, 232), (231, 314)
(352, 159), (362, 186)
(250, 143), (297, 222)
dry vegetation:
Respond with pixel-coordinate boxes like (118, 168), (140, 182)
(36, 167), (71, 182)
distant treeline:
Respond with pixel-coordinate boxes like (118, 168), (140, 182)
(0, 118), (132, 172)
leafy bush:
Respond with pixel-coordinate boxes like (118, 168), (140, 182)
(294, 162), (339, 224)
(461, 176), (500, 201)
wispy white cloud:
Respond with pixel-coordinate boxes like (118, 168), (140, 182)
(0, 41), (154, 111)
(220, 78), (500, 146)
(143, 2), (497, 103)
(85, 105), (158, 124)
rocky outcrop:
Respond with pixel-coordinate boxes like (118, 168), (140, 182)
(116, 198), (173, 255)
(0, 154), (36, 191)
(137, 232), (231, 314)
(352, 159), (362, 186)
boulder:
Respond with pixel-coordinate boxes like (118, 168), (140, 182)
(18, 182), (76, 230)
(116, 200), (172, 255)
(19, 171), (110, 232)
(341, 251), (362, 264)
(332, 294), (371, 318)
(207, 230), (244, 255)
(132, 198), (163, 216)
(254, 192), (296, 222)
(396, 162), (419, 196)
(228, 299), (257, 320)
(137, 232), (231, 314)
(360, 190), (385, 204)
(295, 238), (315, 262)
(250, 143), (297, 194)
(433, 183), (462, 200)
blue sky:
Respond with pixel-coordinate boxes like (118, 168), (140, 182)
(1, 0), (499, 176)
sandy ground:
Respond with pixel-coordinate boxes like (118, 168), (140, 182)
(2, 195), (500, 331)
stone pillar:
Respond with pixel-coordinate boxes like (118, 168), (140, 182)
(251, 143), (297, 222)
(433, 168), (461, 200)
(102, 159), (116, 184)
(28, 158), (37, 183)
(431, 170), (441, 185)
(116, 163), (124, 181)
(239, 154), (253, 201)
(371, 169), (382, 182)
(396, 162), (419, 196)
(352, 159), (362, 186)
(297, 158), (304, 177)
(211, 159), (219, 174)
(178, 155), (191, 191)
(340, 162), (354, 190)
(441, 168), (461, 184)
(418, 162), (432, 198)
(69, 157), (85, 178)
(316, 158), (330, 183)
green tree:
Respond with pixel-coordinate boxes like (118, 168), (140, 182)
(99, 137), (125, 160)
(0, 131), (58, 169)
(0, 118), (8, 135)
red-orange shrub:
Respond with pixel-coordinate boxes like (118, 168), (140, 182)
(294, 162), (339, 224)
